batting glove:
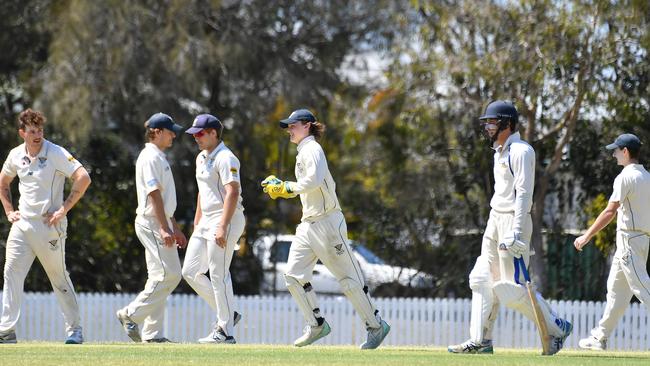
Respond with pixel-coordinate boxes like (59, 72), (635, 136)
(261, 175), (296, 200)
(502, 231), (527, 258)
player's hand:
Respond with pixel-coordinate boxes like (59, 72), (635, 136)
(44, 207), (66, 226)
(503, 231), (527, 257)
(6, 210), (20, 223)
(215, 225), (227, 248)
(261, 175), (296, 199)
(573, 235), (590, 252)
(159, 227), (176, 247)
(174, 230), (187, 249)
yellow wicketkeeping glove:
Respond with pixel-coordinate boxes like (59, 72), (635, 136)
(261, 175), (297, 200)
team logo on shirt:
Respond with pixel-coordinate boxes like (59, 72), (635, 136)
(21, 156), (30, 166)
(38, 157), (48, 168)
(147, 179), (158, 187)
(334, 244), (344, 255)
(49, 239), (59, 251)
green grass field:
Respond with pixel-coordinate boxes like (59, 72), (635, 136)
(0, 344), (648, 366)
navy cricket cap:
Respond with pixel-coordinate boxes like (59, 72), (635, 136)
(279, 109), (316, 128)
(605, 133), (642, 151)
(186, 114), (223, 135)
(145, 113), (183, 135)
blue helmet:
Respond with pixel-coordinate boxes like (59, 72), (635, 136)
(479, 100), (518, 125)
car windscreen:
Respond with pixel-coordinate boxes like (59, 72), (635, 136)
(270, 241), (291, 263)
(353, 244), (385, 265)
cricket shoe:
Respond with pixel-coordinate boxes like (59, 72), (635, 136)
(360, 319), (391, 350)
(447, 339), (493, 354)
(144, 337), (174, 343)
(545, 318), (573, 355)
(578, 335), (606, 351)
(0, 331), (17, 344)
(294, 320), (331, 347)
(198, 327), (236, 344)
(65, 328), (83, 344)
(116, 308), (141, 343)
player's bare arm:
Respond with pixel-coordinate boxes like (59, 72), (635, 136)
(171, 218), (187, 249)
(0, 172), (19, 223)
(46, 166), (91, 226)
(215, 181), (239, 248)
(574, 201), (619, 251)
(148, 189), (175, 247)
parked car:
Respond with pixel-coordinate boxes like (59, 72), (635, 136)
(253, 234), (433, 295)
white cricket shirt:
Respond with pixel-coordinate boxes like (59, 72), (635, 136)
(195, 141), (244, 216)
(490, 132), (535, 232)
(135, 143), (177, 220)
(609, 163), (650, 234)
(1, 140), (83, 219)
(287, 136), (341, 222)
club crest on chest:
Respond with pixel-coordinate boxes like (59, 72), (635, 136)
(49, 239), (59, 251)
(334, 244), (344, 255)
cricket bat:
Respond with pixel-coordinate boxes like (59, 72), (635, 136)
(515, 256), (551, 355)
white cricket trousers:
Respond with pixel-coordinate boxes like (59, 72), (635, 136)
(122, 217), (181, 341)
(0, 218), (81, 335)
(182, 210), (245, 336)
(591, 231), (650, 341)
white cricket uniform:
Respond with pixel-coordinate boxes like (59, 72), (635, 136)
(122, 143), (181, 341)
(284, 136), (380, 329)
(468, 132), (564, 342)
(590, 163), (650, 341)
(0, 140), (83, 335)
(182, 142), (245, 336)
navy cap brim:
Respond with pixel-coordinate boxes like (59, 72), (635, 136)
(171, 124), (183, 135)
(605, 143), (619, 150)
(185, 126), (204, 134)
(279, 119), (299, 128)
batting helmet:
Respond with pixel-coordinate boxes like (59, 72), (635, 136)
(479, 100), (518, 125)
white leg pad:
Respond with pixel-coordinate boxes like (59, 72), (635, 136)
(339, 277), (380, 328)
(493, 280), (562, 337)
(468, 256), (498, 342)
(285, 275), (320, 326)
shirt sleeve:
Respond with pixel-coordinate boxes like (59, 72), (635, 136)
(217, 153), (241, 186)
(287, 145), (326, 194)
(141, 156), (162, 195)
(50, 145), (83, 178)
(609, 174), (626, 203)
(510, 145), (535, 232)
(1, 150), (17, 177)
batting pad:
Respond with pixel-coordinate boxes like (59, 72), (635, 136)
(285, 275), (320, 327)
(340, 277), (380, 328)
(493, 280), (562, 337)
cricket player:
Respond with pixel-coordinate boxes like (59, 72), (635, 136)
(448, 101), (572, 355)
(116, 112), (187, 343)
(261, 109), (390, 349)
(574, 133), (650, 351)
(0, 109), (91, 344)
(181, 114), (245, 344)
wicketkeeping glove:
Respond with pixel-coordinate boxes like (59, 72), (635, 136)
(502, 231), (527, 258)
(261, 175), (297, 200)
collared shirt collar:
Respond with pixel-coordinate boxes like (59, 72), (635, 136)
(493, 132), (521, 152)
(623, 163), (641, 172)
(202, 141), (226, 160)
(297, 135), (315, 152)
(145, 142), (165, 156)
(23, 139), (50, 160)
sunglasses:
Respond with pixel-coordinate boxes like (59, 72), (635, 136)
(193, 130), (206, 138)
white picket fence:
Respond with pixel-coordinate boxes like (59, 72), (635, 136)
(8, 292), (650, 350)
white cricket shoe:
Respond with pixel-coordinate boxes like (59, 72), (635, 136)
(0, 331), (17, 344)
(293, 320), (331, 347)
(65, 328), (83, 344)
(198, 327), (236, 344)
(116, 308), (141, 343)
(360, 319), (391, 350)
(579, 336), (607, 351)
(545, 318), (572, 355)
(447, 339), (493, 354)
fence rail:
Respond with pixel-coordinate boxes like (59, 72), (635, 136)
(7, 292), (650, 350)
